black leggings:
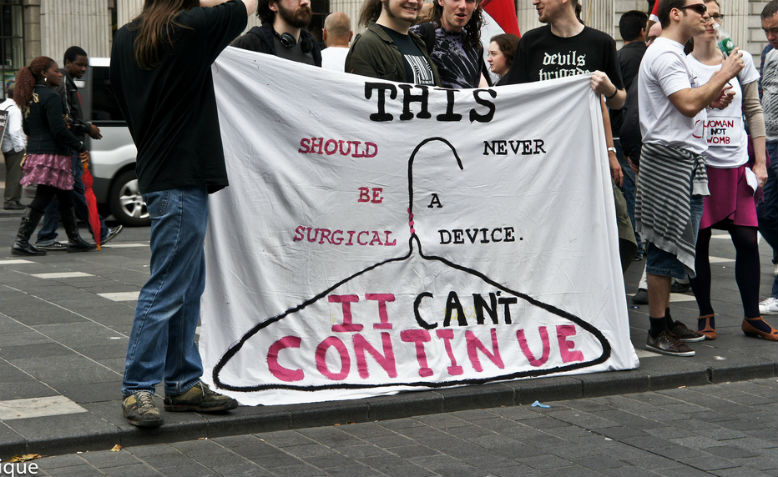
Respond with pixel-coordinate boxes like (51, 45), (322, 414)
(29, 184), (73, 214)
(690, 225), (761, 318)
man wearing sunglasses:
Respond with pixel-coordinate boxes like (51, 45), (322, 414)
(636, 0), (744, 357)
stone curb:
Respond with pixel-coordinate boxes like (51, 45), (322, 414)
(1, 361), (775, 459)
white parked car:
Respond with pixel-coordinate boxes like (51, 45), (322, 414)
(79, 57), (149, 226)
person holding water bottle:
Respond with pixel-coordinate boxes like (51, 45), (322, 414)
(686, 0), (778, 341)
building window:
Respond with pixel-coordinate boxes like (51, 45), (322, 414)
(310, 0), (330, 44)
(0, 0), (23, 99)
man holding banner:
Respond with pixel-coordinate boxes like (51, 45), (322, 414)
(637, 0), (743, 356)
(110, 0), (257, 428)
(345, 0), (440, 85)
(500, 0), (636, 271)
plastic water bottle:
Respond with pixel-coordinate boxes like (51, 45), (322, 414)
(714, 23), (735, 56)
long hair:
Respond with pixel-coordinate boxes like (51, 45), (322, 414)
(133, 0), (199, 69)
(358, 0), (383, 28)
(14, 56), (55, 109)
(429, 1), (483, 51)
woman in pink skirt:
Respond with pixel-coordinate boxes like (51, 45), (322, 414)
(687, 0), (777, 341)
(11, 56), (94, 256)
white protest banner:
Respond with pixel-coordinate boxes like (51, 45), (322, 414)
(201, 47), (639, 406)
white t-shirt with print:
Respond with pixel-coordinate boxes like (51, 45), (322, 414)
(639, 37), (707, 155)
(686, 51), (759, 168)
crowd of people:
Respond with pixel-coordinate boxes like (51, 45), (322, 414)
(4, 0), (776, 429)
(618, 0), (778, 354)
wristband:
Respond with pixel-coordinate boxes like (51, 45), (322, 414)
(607, 147), (617, 154)
(605, 87), (618, 100)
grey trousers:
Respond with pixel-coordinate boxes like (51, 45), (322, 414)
(2, 148), (24, 204)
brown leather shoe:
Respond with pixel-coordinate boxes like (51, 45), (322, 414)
(742, 317), (778, 341)
(697, 314), (717, 340)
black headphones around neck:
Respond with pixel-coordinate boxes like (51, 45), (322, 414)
(274, 30), (312, 53)
(277, 31), (297, 48)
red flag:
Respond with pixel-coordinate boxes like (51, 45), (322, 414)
(80, 154), (102, 250)
(481, 0), (520, 37)
(649, 0), (659, 24)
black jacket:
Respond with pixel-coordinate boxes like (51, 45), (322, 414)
(345, 23), (440, 85)
(23, 83), (85, 155)
(57, 70), (92, 139)
(231, 23), (322, 67)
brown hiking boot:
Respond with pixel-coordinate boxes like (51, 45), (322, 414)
(164, 381), (238, 412)
(122, 391), (163, 428)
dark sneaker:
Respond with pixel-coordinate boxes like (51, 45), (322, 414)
(102, 225), (123, 245)
(669, 320), (705, 342)
(646, 330), (695, 357)
(164, 381), (238, 413)
(122, 391), (163, 428)
(632, 288), (648, 305)
(35, 241), (68, 251)
(4, 202), (25, 210)
(670, 281), (691, 293)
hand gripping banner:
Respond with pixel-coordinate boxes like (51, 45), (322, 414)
(201, 47), (639, 406)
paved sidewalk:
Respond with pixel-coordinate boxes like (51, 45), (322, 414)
(27, 378), (778, 477)
(0, 198), (777, 461)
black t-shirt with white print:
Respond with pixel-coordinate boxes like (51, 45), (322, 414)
(501, 25), (623, 90)
(378, 24), (436, 85)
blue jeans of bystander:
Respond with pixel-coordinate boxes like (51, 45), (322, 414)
(122, 186), (208, 397)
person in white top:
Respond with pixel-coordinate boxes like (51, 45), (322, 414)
(1, 86), (27, 210)
(321, 12), (352, 71)
(636, 0), (744, 357)
(686, 0), (777, 342)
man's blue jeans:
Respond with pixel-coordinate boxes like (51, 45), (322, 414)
(758, 141), (778, 297)
(37, 152), (108, 243)
(122, 186), (208, 397)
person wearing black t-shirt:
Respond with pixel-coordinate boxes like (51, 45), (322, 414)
(232, 0), (322, 66)
(501, 0), (636, 271)
(345, 0), (440, 85)
(110, 0), (257, 429)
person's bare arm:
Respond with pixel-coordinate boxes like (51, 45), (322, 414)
(592, 71), (626, 109)
(668, 49), (744, 117)
(601, 98), (623, 186)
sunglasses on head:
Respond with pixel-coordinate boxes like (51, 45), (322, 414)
(679, 3), (706, 15)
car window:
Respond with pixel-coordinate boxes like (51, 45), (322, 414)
(91, 66), (125, 122)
